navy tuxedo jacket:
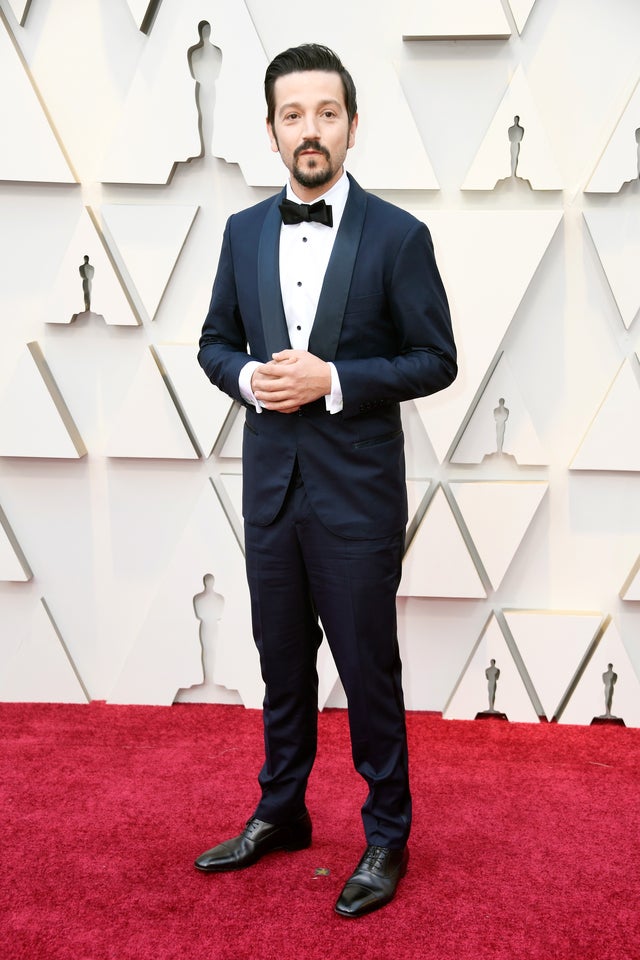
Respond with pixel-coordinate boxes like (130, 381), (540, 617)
(198, 174), (457, 540)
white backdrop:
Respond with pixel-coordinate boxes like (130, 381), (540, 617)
(0, 0), (639, 725)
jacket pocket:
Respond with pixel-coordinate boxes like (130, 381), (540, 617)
(353, 429), (403, 450)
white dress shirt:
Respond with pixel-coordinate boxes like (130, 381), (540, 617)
(239, 171), (349, 414)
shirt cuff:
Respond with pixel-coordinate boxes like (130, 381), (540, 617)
(239, 360), (263, 412)
(325, 362), (343, 414)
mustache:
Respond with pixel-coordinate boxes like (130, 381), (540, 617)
(294, 140), (330, 161)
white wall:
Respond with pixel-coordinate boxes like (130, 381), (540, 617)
(0, 0), (639, 724)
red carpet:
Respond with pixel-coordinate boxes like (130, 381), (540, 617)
(1, 702), (638, 960)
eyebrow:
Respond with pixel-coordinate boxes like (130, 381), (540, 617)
(278, 98), (343, 116)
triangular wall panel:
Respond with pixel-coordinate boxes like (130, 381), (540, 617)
(315, 638), (341, 712)
(105, 348), (199, 459)
(124, 0), (155, 30)
(218, 405), (244, 459)
(6, 2), (32, 25)
(503, 609), (604, 720)
(462, 66), (563, 190)
(451, 353), (547, 465)
(99, 0), (284, 186)
(153, 344), (234, 458)
(443, 614), (540, 721)
(214, 472), (244, 549)
(0, 598), (88, 703)
(450, 481), (548, 590)
(0, 342), (86, 458)
(406, 478), (431, 534)
(45, 209), (140, 326)
(585, 78), (640, 193)
(101, 205), (199, 321)
(109, 479), (261, 707)
(584, 209), (640, 329)
(0, 17), (75, 182)
(507, 0), (537, 34)
(347, 57), (439, 189)
(571, 359), (640, 472)
(412, 209), (562, 462)
(403, 0), (511, 40)
(0, 502), (32, 581)
(217, 472), (243, 521)
(401, 399), (437, 477)
(399, 486), (486, 598)
(621, 557), (640, 600)
(558, 620), (640, 726)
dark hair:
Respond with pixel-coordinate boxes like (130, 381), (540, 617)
(264, 43), (357, 126)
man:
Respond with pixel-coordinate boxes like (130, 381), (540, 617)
(195, 43), (456, 918)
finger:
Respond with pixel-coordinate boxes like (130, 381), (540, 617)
(255, 389), (296, 403)
(253, 369), (285, 387)
(259, 362), (288, 377)
(262, 401), (301, 413)
(271, 351), (298, 364)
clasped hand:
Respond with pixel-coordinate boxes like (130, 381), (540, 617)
(251, 349), (331, 414)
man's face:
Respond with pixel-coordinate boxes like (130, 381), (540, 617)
(267, 70), (357, 200)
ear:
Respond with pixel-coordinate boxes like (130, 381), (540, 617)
(347, 113), (358, 150)
(266, 119), (279, 154)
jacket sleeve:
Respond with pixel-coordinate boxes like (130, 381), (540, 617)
(334, 220), (457, 419)
(197, 218), (254, 405)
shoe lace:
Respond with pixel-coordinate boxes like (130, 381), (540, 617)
(243, 817), (265, 840)
(361, 845), (391, 871)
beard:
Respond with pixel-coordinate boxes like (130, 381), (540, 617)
(292, 161), (336, 189)
(291, 140), (335, 189)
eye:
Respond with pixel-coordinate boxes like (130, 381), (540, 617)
(283, 112), (299, 122)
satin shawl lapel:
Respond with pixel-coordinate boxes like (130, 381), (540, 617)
(308, 177), (367, 362)
(257, 189), (290, 359)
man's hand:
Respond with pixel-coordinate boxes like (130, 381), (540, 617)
(251, 350), (331, 414)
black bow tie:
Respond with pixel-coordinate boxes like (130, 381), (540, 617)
(279, 197), (333, 227)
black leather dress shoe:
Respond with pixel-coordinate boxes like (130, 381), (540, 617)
(194, 810), (312, 872)
(335, 845), (409, 918)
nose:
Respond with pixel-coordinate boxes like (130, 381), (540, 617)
(301, 112), (320, 141)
